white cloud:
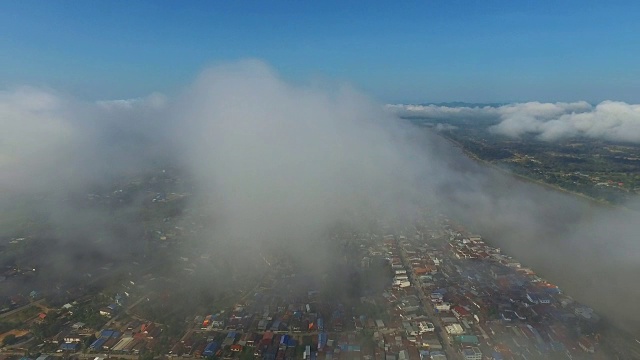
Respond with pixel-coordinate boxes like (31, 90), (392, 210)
(4, 61), (640, 329)
(96, 92), (167, 110)
(386, 103), (500, 120)
(0, 87), (76, 185)
(0, 86), (170, 193)
(391, 100), (640, 143)
(490, 100), (640, 142)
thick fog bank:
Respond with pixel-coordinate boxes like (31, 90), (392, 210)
(1, 60), (639, 332)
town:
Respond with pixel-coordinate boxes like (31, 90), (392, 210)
(1, 190), (626, 360)
(3, 1), (640, 359)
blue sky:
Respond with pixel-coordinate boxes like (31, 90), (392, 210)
(1, 1), (638, 103)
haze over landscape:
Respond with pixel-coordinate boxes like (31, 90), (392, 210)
(1, 2), (640, 360)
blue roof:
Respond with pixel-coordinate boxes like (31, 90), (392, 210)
(90, 338), (107, 349)
(60, 343), (79, 351)
(203, 341), (219, 355)
(101, 330), (114, 338)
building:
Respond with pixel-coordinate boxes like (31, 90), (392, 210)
(402, 322), (419, 336)
(462, 347), (482, 360)
(445, 324), (464, 335)
(574, 306), (595, 320)
(202, 342), (219, 357)
(421, 339), (443, 350)
(63, 333), (82, 343)
(99, 304), (118, 317)
(59, 343), (79, 352)
(417, 321), (435, 333)
(578, 337), (595, 353)
(454, 335), (479, 345)
(526, 292), (539, 304)
(452, 306), (470, 319)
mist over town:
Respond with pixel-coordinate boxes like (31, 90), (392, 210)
(2, 2), (640, 360)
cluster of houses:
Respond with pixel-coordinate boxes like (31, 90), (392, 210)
(384, 220), (604, 359)
(364, 236), (451, 360)
(51, 320), (161, 355)
(346, 217), (607, 360)
(12, 213), (608, 360)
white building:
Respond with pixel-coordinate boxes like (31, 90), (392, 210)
(418, 321), (435, 333)
(63, 334), (82, 343)
(445, 323), (464, 335)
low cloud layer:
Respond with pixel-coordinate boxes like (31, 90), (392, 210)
(176, 61), (434, 252)
(492, 101), (640, 142)
(2, 60), (640, 332)
(391, 100), (640, 143)
(387, 103), (502, 121)
(0, 60), (441, 281)
(0, 87), (169, 194)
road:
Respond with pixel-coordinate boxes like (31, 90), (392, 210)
(398, 246), (460, 360)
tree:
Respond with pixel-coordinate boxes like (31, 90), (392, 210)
(2, 334), (17, 346)
(140, 351), (155, 360)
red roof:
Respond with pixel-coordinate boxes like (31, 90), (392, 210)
(452, 306), (470, 317)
